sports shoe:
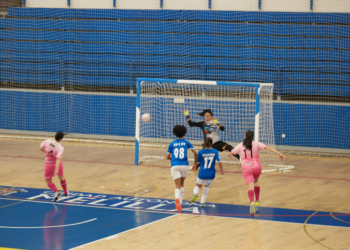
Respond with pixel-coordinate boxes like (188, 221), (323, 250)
(175, 199), (182, 212)
(53, 191), (61, 202)
(255, 201), (260, 212)
(200, 202), (205, 207)
(250, 201), (255, 215)
(64, 191), (69, 197)
(190, 194), (198, 204)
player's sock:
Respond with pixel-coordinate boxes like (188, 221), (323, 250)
(60, 179), (68, 195)
(225, 145), (240, 160)
(175, 188), (180, 200)
(47, 182), (58, 193)
(175, 188), (181, 212)
(180, 187), (184, 204)
(193, 186), (200, 195)
(254, 186), (260, 201)
(248, 190), (255, 203)
(190, 186), (200, 203)
(200, 186), (209, 203)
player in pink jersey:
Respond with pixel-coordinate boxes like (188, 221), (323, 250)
(229, 130), (285, 215)
(40, 131), (68, 201)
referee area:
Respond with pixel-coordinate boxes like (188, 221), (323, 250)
(0, 138), (349, 249)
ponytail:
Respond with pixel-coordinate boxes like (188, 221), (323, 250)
(243, 130), (254, 150)
(55, 131), (68, 142)
(202, 137), (213, 149)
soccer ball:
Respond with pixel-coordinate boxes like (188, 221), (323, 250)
(142, 113), (151, 122)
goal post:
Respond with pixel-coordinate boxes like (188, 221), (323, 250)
(135, 78), (294, 173)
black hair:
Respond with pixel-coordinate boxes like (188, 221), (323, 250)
(198, 109), (213, 117)
(172, 125), (187, 138)
(202, 137), (213, 149)
(55, 131), (67, 142)
(243, 130), (254, 150)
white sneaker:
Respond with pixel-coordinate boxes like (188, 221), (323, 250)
(53, 191), (61, 202)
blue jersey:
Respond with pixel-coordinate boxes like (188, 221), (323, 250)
(197, 148), (221, 180)
(167, 139), (194, 167)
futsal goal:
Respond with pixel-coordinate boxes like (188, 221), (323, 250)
(135, 78), (294, 173)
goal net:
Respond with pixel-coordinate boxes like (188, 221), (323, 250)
(135, 78), (294, 173)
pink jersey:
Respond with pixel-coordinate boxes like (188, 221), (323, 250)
(40, 139), (64, 164)
(231, 141), (266, 161)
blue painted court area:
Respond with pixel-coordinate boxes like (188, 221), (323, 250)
(0, 186), (349, 250)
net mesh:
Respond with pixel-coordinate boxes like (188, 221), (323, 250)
(138, 80), (293, 172)
(0, 3), (349, 157)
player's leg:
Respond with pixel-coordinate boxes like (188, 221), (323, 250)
(200, 180), (213, 207)
(242, 163), (255, 215)
(253, 163), (262, 211)
(173, 178), (182, 212)
(179, 177), (185, 205)
(44, 164), (61, 201)
(57, 162), (68, 197)
(178, 166), (189, 205)
(171, 166), (183, 212)
(191, 178), (203, 203)
(213, 141), (240, 160)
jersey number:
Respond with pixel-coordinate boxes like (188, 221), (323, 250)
(48, 150), (53, 157)
(174, 148), (185, 159)
(243, 149), (253, 158)
(203, 156), (214, 169)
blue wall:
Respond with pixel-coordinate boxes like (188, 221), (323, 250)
(0, 91), (349, 149)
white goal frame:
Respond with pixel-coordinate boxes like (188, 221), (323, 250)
(134, 78), (294, 173)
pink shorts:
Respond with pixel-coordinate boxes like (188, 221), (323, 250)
(44, 162), (63, 180)
(242, 160), (262, 184)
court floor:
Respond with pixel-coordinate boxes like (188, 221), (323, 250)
(0, 138), (349, 249)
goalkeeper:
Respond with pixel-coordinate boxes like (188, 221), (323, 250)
(184, 109), (240, 160)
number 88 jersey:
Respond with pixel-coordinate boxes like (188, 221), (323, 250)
(167, 139), (194, 167)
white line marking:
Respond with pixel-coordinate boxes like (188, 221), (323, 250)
(0, 197), (348, 229)
(69, 214), (176, 250)
(0, 218), (97, 229)
(193, 207), (199, 214)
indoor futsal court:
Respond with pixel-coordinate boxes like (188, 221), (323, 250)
(1, 1), (350, 250)
(0, 138), (349, 249)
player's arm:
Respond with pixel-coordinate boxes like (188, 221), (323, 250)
(194, 151), (201, 170)
(39, 141), (46, 153)
(183, 110), (203, 127)
(218, 161), (224, 175)
(166, 144), (172, 160)
(228, 144), (240, 158)
(55, 158), (62, 174)
(191, 149), (198, 169)
(265, 146), (285, 161)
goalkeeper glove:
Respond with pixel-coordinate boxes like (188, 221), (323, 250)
(183, 110), (190, 120)
(213, 118), (219, 125)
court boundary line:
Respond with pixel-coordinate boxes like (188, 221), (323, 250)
(69, 214), (176, 250)
(0, 218), (97, 229)
(0, 154), (349, 182)
(0, 197), (349, 229)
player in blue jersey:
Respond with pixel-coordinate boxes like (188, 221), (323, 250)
(190, 137), (223, 207)
(167, 125), (197, 212)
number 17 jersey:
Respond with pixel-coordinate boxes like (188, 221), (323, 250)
(167, 139), (194, 167)
(197, 148), (221, 180)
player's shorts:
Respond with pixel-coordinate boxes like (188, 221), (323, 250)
(171, 165), (189, 180)
(241, 160), (262, 184)
(196, 177), (213, 186)
(212, 141), (229, 152)
(44, 162), (64, 180)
